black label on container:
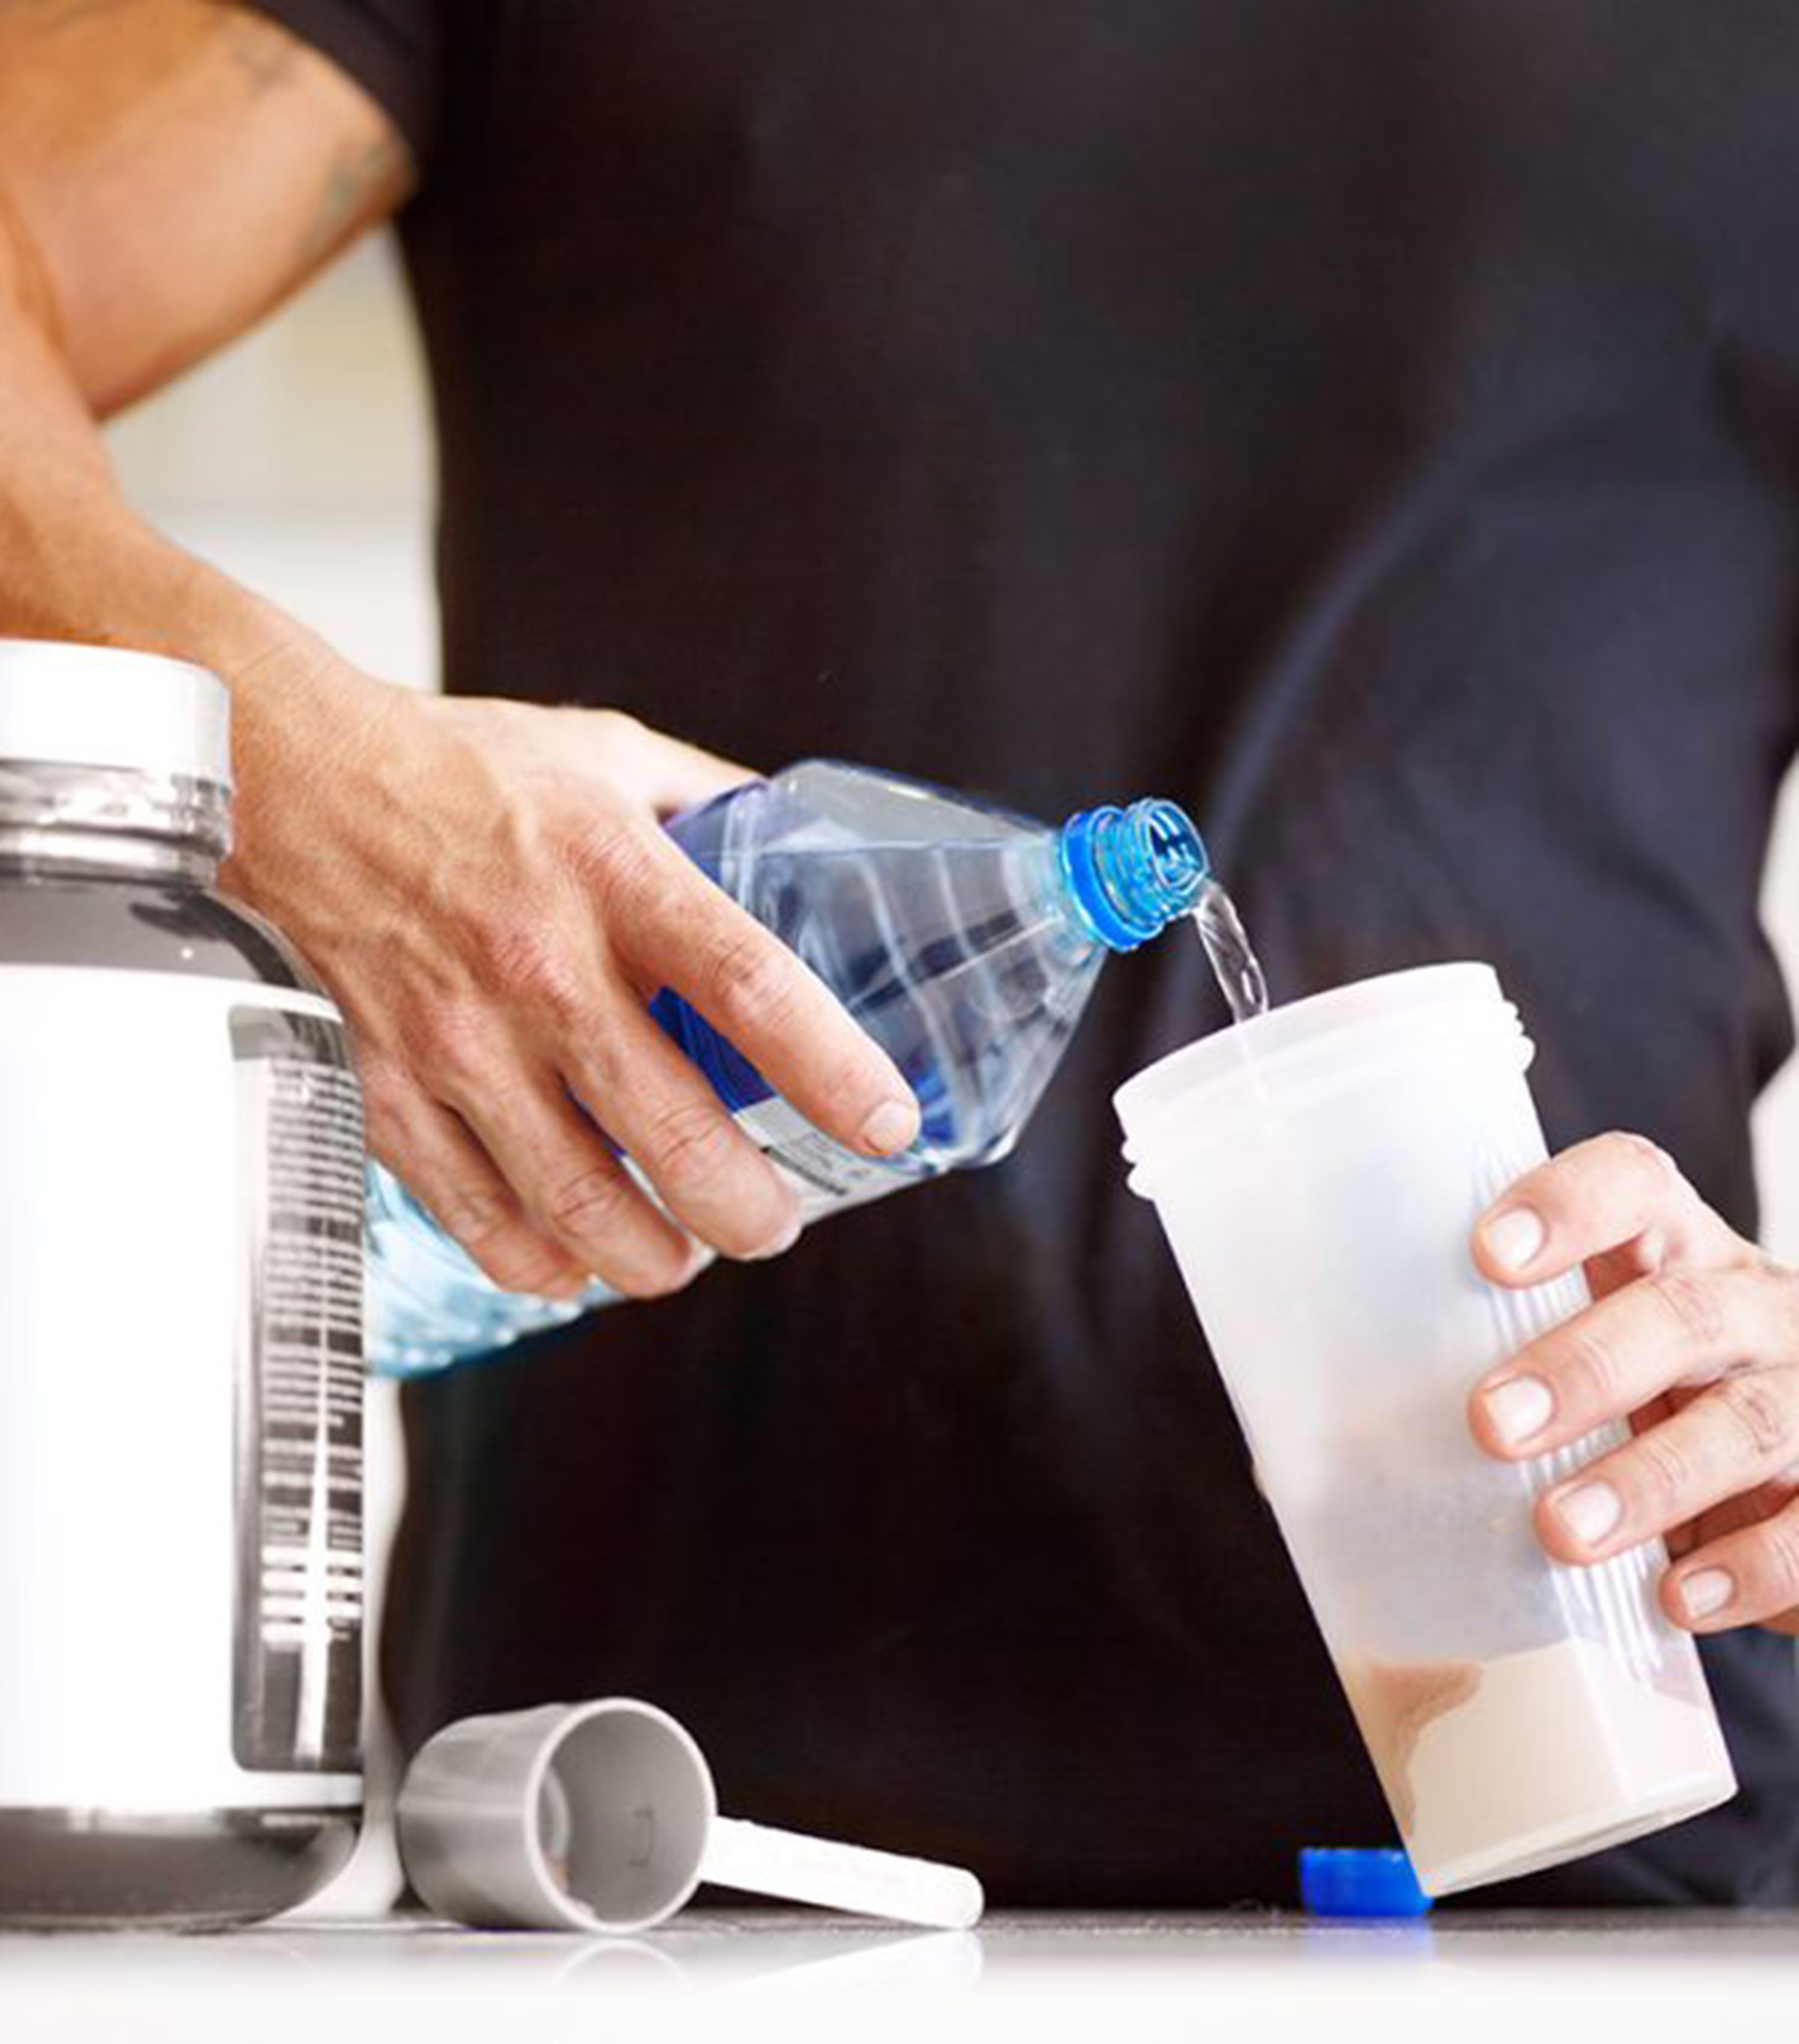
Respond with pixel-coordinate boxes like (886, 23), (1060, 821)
(231, 1006), (364, 1773)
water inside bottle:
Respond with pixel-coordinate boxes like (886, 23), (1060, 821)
(1192, 879), (1270, 1022)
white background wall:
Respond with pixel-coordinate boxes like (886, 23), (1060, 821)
(104, 232), (1799, 1905)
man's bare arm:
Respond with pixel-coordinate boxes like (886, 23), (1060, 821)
(0, 0), (921, 1304)
(0, 0), (407, 664)
(0, 0), (410, 414)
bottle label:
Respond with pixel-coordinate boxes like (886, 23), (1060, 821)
(730, 1095), (905, 1221)
(230, 1007), (365, 1773)
(0, 966), (359, 1807)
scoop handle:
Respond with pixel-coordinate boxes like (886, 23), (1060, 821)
(700, 1816), (984, 1930)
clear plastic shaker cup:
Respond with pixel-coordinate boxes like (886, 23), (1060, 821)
(1114, 963), (1737, 1896)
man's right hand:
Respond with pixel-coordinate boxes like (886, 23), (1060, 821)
(228, 652), (921, 1301)
(0, 0), (919, 1301)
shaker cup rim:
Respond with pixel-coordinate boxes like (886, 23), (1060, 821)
(1115, 961), (1529, 1184)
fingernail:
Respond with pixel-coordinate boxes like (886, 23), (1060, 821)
(1482, 1373), (1555, 1446)
(1679, 1568), (1735, 1621)
(861, 1097), (919, 1155)
(1483, 1205), (1546, 1272)
(1555, 1479), (1623, 1546)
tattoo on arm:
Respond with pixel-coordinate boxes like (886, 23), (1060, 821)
(3, 0), (414, 279)
(300, 131), (410, 266)
(223, 8), (301, 93)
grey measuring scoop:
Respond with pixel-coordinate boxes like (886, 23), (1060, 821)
(397, 1698), (985, 1935)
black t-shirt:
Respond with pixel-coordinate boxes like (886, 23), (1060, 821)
(258, 0), (1799, 1903)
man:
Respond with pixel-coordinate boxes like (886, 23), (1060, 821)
(1, 0), (1794, 1903)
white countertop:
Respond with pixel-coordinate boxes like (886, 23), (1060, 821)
(2, 1908), (1795, 2044)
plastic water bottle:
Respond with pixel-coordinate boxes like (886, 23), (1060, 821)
(367, 759), (1208, 1376)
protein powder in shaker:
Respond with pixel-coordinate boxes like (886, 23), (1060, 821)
(0, 640), (363, 1926)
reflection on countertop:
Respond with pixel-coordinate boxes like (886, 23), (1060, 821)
(1, 1907), (1795, 2043)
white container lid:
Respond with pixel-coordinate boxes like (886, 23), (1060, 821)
(0, 640), (230, 788)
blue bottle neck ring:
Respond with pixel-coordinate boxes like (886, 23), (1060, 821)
(1057, 798), (1210, 952)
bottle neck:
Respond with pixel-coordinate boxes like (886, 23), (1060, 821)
(1056, 798), (1209, 952)
(0, 762), (228, 886)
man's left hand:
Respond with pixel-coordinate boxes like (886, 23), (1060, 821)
(1468, 1131), (1799, 1638)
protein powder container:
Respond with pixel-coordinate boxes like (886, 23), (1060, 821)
(0, 640), (363, 1925)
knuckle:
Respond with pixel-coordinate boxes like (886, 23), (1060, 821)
(811, 1041), (886, 1117)
(458, 895), (526, 971)
(590, 707), (646, 748)
(1607, 1130), (1681, 1186)
(484, 925), (584, 1019)
(706, 926), (802, 1036)
(489, 1239), (584, 1297)
(431, 1182), (515, 1250)
(1554, 1322), (1631, 1411)
(1757, 1259), (1799, 1357)
(573, 1024), (629, 1107)
(1713, 1372), (1795, 1465)
(415, 1182), (577, 1297)
(560, 812), (658, 905)
(1646, 1270), (1730, 1353)
(1631, 1426), (1695, 1519)
(640, 1094), (742, 1202)
(1761, 1511), (1799, 1603)
(355, 1061), (410, 1143)
(406, 1000), (490, 1082)
(541, 1161), (634, 1240)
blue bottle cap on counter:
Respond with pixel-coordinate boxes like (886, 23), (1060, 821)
(1298, 1848), (1432, 1919)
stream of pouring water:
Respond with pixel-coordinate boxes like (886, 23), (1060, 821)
(1192, 878), (1270, 1023)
